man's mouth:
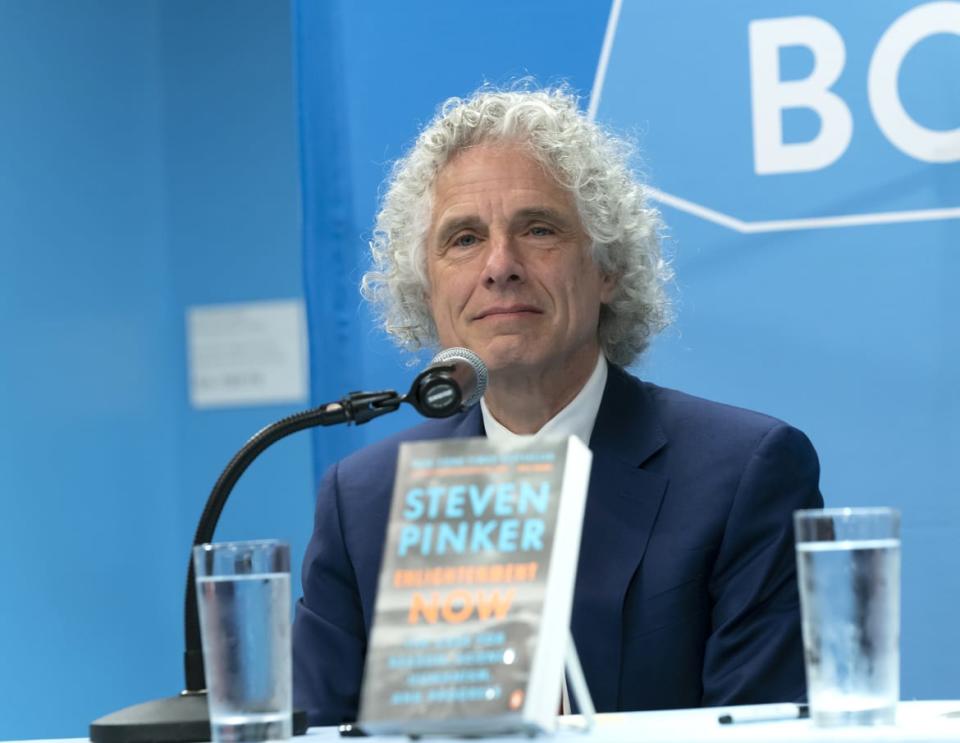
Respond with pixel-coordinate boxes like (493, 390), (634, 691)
(474, 305), (542, 320)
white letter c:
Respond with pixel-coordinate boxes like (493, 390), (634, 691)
(868, 1), (960, 163)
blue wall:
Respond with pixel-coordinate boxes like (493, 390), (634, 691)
(0, 1), (311, 737)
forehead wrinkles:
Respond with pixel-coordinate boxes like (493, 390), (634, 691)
(430, 146), (578, 229)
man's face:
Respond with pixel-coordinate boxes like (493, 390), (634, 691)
(425, 144), (614, 379)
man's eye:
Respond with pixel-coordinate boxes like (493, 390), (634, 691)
(452, 233), (478, 247)
(529, 225), (555, 237)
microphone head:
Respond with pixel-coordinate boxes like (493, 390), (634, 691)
(429, 347), (488, 408)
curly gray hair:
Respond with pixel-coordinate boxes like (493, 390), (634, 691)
(361, 85), (672, 367)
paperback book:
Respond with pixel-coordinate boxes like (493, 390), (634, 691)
(358, 435), (592, 736)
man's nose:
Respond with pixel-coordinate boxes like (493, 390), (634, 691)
(483, 233), (524, 287)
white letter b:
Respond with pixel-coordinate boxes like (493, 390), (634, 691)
(749, 16), (853, 174)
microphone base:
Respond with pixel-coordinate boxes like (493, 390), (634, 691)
(90, 692), (308, 743)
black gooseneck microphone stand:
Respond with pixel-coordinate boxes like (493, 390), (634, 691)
(91, 363), (472, 743)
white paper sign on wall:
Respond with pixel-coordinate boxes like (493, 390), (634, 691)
(187, 299), (309, 409)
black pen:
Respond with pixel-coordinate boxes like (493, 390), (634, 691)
(718, 703), (810, 725)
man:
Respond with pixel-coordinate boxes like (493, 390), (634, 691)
(293, 87), (822, 725)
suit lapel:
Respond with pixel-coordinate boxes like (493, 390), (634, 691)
(571, 365), (669, 712)
(450, 403), (484, 438)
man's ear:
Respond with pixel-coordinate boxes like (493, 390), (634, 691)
(599, 271), (619, 304)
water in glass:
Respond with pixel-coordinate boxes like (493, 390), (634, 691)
(197, 572), (292, 743)
(797, 538), (900, 726)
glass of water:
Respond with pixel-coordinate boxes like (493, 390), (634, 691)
(794, 508), (900, 726)
(194, 540), (292, 743)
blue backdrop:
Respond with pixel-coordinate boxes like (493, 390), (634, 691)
(0, 2), (311, 738)
(295, 0), (960, 702)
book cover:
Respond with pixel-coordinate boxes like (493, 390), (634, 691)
(358, 435), (591, 736)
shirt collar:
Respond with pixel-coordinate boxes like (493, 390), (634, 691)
(480, 353), (608, 447)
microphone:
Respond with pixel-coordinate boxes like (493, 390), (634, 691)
(406, 347), (488, 418)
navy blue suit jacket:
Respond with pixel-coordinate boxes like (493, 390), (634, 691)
(292, 365), (823, 725)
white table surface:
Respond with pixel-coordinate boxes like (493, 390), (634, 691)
(11, 701), (960, 743)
